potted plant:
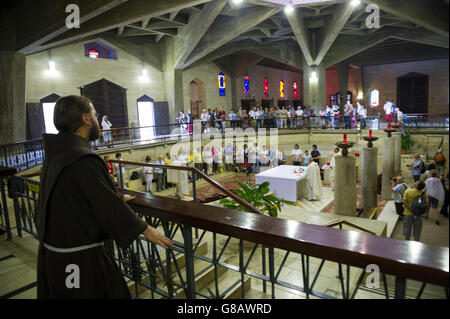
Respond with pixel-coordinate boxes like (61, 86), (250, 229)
(219, 180), (296, 217)
(401, 132), (415, 154)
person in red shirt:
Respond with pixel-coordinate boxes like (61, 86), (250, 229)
(103, 155), (114, 178)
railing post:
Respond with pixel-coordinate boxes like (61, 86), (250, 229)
(182, 225), (196, 299)
(118, 162), (124, 189)
(394, 277), (407, 299)
(192, 171), (197, 202)
(378, 112), (381, 130)
(0, 176), (13, 240)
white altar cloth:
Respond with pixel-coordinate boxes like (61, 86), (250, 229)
(255, 165), (307, 201)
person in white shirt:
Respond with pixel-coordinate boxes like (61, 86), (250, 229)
(384, 99), (394, 124)
(143, 156), (153, 193)
(358, 104), (367, 129)
(202, 147), (213, 175)
(319, 109), (326, 127)
(331, 105), (340, 129)
(395, 107), (406, 136)
(259, 145), (270, 167)
(201, 109), (209, 133)
(291, 144), (303, 166)
(295, 107), (303, 128)
(101, 115), (113, 146)
(250, 143), (260, 173)
(325, 105), (332, 127)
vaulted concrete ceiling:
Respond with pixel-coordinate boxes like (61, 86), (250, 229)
(13, 0), (449, 71)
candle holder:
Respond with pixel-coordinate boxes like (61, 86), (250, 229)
(335, 140), (355, 156)
(383, 127), (397, 138)
(363, 135), (379, 148)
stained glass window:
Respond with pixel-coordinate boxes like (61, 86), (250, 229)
(218, 72), (226, 96)
(370, 90), (379, 108)
(244, 76), (250, 96)
(264, 78), (269, 97)
(293, 82), (298, 99)
(89, 50), (99, 59)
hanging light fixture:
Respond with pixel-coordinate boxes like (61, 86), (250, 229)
(351, 0), (361, 6)
(285, 0), (294, 14)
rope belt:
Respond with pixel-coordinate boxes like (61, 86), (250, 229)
(43, 242), (104, 253)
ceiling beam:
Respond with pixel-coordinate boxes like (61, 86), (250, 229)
(286, 11), (314, 65)
(37, 0), (210, 52)
(16, 0), (127, 54)
(362, 0), (449, 37)
(174, 0), (227, 68)
(183, 6), (281, 68)
(313, 2), (354, 66)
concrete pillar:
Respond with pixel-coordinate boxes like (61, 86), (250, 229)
(361, 147), (378, 209)
(303, 57), (325, 110)
(393, 132), (402, 176)
(0, 6), (26, 145)
(382, 137), (395, 200)
(337, 62), (349, 111)
(334, 155), (356, 216)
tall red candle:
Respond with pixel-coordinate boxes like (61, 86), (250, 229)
(369, 130), (372, 138)
(343, 134), (347, 143)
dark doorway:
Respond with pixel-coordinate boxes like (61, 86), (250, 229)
(240, 99), (253, 112)
(190, 78), (205, 119)
(81, 78), (128, 129)
(261, 99), (273, 109)
(291, 100), (302, 107)
(331, 91), (353, 107)
(397, 73), (429, 114)
(278, 100), (287, 108)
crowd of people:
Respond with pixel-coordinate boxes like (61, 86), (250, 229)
(391, 150), (448, 241)
(175, 99), (409, 135)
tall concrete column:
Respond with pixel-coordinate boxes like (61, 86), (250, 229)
(393, 132), (402, 175)
(303, 57), (325, 110)
(337, 61), (349, 111)
(382, 137), (395, 200)
(0, 6), (26, 145)
(334, 155), (356, 216)
(361, 147), (378, 209)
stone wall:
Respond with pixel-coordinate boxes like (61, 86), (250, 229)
(362, 58), (449, 115)
(25, 40), (166, 126)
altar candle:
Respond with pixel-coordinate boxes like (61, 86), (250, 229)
(343, 134), (347, 143)
(369, 130), (372, 138)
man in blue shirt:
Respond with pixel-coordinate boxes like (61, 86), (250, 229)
(407, 154), (424, 182)
(392, 176), (407, 220)
(311, 144), (321, 165)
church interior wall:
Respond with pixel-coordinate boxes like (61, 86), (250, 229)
(25, 40), (166, 128)
(362, 58), (449, 115)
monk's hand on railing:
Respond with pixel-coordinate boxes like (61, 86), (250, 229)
(123, 194), (136, 202)
(142, 226), (174, 249)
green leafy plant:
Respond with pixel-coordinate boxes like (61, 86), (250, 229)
(401, 132), (415, 151)
(219, 180), (296, 217)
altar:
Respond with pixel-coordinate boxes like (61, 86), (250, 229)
(255, 165), (307, 201)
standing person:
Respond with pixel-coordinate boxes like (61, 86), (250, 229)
(256, 107), (263, 131)
(241, 110), (250, 129)
(201, 109), (209, 134)
(402, 181), (428, 241)
(434, 150), (446, 177)
(178, 111), (186, 134)
(424, 170), (445, 225)
(407, 154), (425, 182)
(384, 99), (394, 125)
(101, 115), (113, 147)
(277, 149), (287, 166)
(395, 107), (406, 136)
(392, 176), (408, 220)
(143, 156), (153, 194)
(291, 144), (303, 166)
(229, 110), (236, 128)
(311, 144), (321, 165)
(114, 153), (126, 184)
(295, 106), (303, 128)
(241, 144), (251, 175)
(238, 106), (243, 128)
(103, 155), (114, 180)
(440, 173), (449, 218)
(202, 147), (213, 175)
(343, 104), (352, 129)
(155, 155), (166, 192)
(186, 110), (193, 134)
(164, 152), (174, 188)
(303, 150), (311, 167)
(358, 104), (367, 129)
(305, 158), (322, 201)
(37, 95), (173, 299)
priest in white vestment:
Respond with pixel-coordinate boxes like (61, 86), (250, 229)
(305, 158), (322, 201)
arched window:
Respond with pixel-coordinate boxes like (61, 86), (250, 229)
(40, 93), (60, 134)
(370, 90), (380, 109)
(137, 95), (155, 142)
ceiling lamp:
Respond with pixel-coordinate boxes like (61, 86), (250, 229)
(351, 0), (361, 6)
(232, 0), (243, 4)
(285, 1), (294, 14)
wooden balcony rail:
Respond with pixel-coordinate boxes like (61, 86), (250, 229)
(119, 188), (449, 288)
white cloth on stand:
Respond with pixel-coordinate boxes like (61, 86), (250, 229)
(167, 161), (190, 195)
